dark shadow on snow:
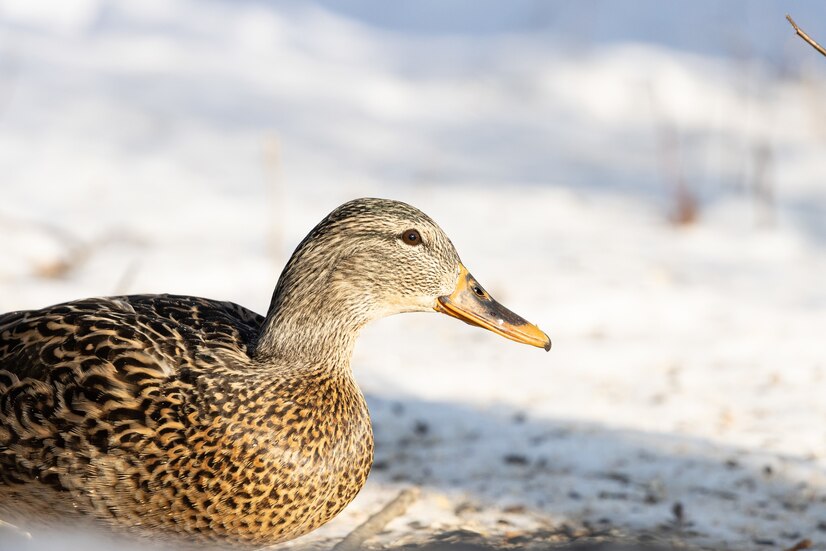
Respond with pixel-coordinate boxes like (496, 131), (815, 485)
(360, 393), (825, 550)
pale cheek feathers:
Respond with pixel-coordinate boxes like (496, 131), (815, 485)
(374, 294), (439, 317)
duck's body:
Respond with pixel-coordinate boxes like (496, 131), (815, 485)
(0, 294), (371, 547)
(0, 198), (549, 548)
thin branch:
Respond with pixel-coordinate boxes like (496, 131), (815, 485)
(112, 259), (141, 295)
(332, 488), (420, 551)
(786, 14), (826, 58)
(0, 518), (32, 540)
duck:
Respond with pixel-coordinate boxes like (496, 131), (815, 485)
(0, 197), (550, 548)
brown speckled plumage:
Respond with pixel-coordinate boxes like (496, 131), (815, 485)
(0, 294), (372, 547)
(0, 198), (549, 548)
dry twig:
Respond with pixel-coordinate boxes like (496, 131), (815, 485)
(113, 259), (141, 295)
(786, 14), (826, 58)
(0, 518), (32, 540)
(784, 539), (813, 551)
(262, 135), (285, 269)
(332, 488), (420, 551)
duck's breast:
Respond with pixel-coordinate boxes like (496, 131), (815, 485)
(162, 369), (374, 547)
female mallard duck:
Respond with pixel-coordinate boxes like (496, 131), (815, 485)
(0, 198), (550, 548)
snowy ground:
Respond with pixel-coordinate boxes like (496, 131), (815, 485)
(1, 1), (825, 550)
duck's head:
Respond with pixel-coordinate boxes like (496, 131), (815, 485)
(260, 198), (550, 360)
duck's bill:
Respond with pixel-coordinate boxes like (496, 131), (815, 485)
(435, 264), (551, 351)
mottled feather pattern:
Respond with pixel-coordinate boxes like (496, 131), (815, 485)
(0, 198), (468, 548)
(0, 294), (373, 548)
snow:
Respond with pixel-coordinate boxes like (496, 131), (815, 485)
(1, 1), (825, 549)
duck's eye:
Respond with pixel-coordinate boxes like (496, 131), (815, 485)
(401, 229), (422, 246)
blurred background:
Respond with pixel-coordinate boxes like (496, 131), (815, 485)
(1, 1), (825, 549)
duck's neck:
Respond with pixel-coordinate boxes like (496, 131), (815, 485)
(255, 308), (362, 373)
(254, 260), (373, 373)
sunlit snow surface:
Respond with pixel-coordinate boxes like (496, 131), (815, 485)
(1, 1), (825, 549)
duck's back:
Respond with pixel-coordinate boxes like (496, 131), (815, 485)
(0, 295), (263, 517)
(0, 294), (263, 380)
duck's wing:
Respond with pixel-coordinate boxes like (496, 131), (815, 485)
(0, 294), (264, 380)
(0, 294), (264, 501)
